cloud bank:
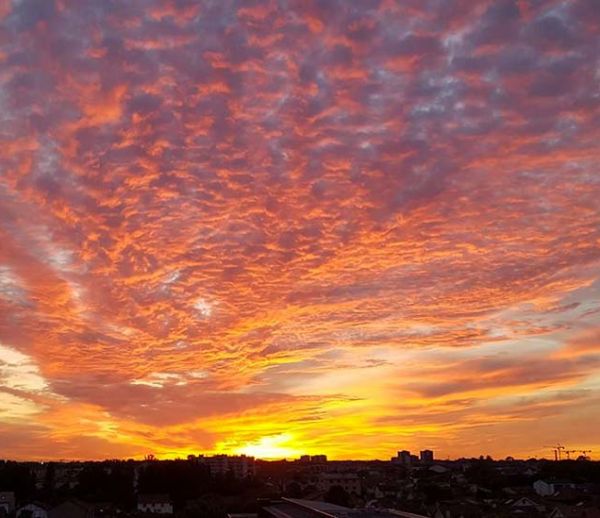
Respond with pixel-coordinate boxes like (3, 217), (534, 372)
(0, 0), (599, 460)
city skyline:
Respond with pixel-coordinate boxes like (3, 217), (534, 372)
(1, 0), (600, 462)
(2, 447), (597, 463)
(0, 447), (596, 463)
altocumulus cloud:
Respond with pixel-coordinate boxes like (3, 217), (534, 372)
(0, 0), (599, 460)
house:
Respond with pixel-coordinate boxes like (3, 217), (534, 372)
(534, 479), (577, 497)
(431, 500), (488, 518)
(549, 505), (600, 518)
(137, 494), (173, 514)
(0, 492), (15, 515)
(49, 500), (95, 518)
(429, 465), (449, 474)
(17, 502), (51, 518)
(508, 496), (545, 513)
(196, 454), (256, 478)
(549, 508), (566, 518)
(317, 473), (361, 495)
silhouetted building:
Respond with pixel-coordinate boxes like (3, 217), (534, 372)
(533, 479), (577, 497)
(197, 454), (256, 478)
(0, 492), (15, 515)
(420, 449), (434, 463)
(394, 450), (411, 466)
(137, 494), (173, 514)
(49, 500), (94, 518)
(317, 473), (361, 494)
(17, 502), (50, 518)
(298, 454), (327, 464)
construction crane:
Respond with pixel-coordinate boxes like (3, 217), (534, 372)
(577, 450), (592, 460)
(564, 450), (577, 460)
(564, 449), (593, 460)
(544, 444), (565, 461)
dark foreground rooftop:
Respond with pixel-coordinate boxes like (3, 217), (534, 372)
(259, 498), (429, 518)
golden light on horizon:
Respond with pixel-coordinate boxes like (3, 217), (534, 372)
(234, 434), (302, 460)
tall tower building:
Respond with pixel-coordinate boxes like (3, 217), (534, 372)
(420, 450), (434, 463)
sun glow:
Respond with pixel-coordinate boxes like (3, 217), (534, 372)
(235, 434), (301, 460)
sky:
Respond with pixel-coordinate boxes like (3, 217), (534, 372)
(0, 0), (599, 462)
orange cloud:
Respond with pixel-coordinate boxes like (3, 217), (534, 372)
(0, 0), (599, 462)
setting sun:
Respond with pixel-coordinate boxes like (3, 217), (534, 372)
(234, 434), (302, 460)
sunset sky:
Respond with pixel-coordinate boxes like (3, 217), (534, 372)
(1, 0), (599, 462)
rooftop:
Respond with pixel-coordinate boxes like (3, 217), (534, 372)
(262, 498), (429, 518)
(138, 494), (172, 504)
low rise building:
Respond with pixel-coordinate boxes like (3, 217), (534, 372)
(137, 494), (173, 514)
(534, 479), (577, 497)
(507, 496), (545, 513)
(17, 502), (50, 518)
(0, 492), (15, 515)
(49, 500), (95, 518)
(318, 473), (361, 495)
(197, 454), (256, 478)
